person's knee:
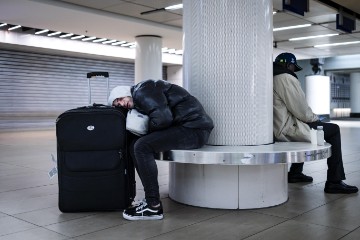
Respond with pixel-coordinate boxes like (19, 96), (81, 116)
(330, 123), (340, 133)
(134, 138), (153, 154)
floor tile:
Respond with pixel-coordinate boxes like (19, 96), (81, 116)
(147, 211), (287, 240)
(0, 216), (37, 236)
(0, 146), (56, 172)
(0, 227), (69, 240)
(74, 206), (230, 240)
(244, 219), (349, 240)
(0, 185), (57, 203)
(0, 163), (36, 177)
(293, 194), (360, 231)
(14, 207), (95, 226)
(0, 170), (56, 193)
(0, 194), (58, 215)
(253, 184), (342, 218)
(340, 227), (360, 240)
(44, 212), (127, 237)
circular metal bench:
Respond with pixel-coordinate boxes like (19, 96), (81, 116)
(157, 142), (331, 209)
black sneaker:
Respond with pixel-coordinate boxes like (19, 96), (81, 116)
(288, 173), (313, 183)
(123, 200), (163, 221)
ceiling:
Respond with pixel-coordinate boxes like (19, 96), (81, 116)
(1, 0), (360, 60)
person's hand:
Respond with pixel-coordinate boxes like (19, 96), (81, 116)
(317, 116), (328, 122)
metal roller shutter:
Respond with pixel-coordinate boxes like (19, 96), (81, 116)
(0, 50), (150, 130)
(0, 49), (167, 130)
(0, 49), (136, 117)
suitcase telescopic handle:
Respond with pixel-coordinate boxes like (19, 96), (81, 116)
(87, 72), (109, 78)
(86, 72), (110, 105)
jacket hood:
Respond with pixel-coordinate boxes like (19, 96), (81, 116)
(273, 62), (298, 79)
(108, 86), (132, 106)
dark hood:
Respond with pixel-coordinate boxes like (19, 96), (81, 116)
(273, 62), (298, 79)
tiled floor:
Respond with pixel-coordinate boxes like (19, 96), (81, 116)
(1, 120), (360, 240)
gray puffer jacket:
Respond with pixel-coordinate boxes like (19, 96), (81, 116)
(273, 63), (319, 142)
(131, 80), (214, 133)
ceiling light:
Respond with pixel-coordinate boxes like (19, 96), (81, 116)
(121, 42), (135, 47)
(82, 36), (96, 41)
(314, 41), (360, 48)
(175, 50), (183, 55)
(60, 33), (74, 38)
(8, 25), (21, 31)
(165, 4), (183, 10)
(35, 29), (49, 34)
(167, 48), (176, 54)
(111, 41), (126, 46)
(48, 31), (62, 36)
(289, 33), (339, 41)
(93, 38), (107, 43)
(71, 35), (85, 40)
(102, 39), (117, 44)
(273, 24), (311, 31)
(0, 23), (7, 28)
(141, 3), (182, 15)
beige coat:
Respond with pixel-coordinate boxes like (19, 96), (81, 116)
(273, 73), (319, 142)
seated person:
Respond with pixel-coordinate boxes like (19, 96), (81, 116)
(273, 52), (358, 194)
(108, 79), (214, 220)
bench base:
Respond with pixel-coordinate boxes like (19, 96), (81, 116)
(159, 143), (331, 209)
(169, 163), (288, 209)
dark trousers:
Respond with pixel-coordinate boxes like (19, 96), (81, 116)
(129, 126), (211, 206)
(289, 122), (346, 182)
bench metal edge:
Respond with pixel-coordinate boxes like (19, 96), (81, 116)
(156, 142), (332, 165)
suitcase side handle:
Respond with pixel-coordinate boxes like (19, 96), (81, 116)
(74, 103), (108, 110)
(87, 72), (109, 78)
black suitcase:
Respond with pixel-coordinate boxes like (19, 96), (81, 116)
(56, 72), (135, 212)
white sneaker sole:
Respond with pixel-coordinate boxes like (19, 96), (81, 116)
(123, 212), (163, 221)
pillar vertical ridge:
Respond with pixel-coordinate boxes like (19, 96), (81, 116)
(183, 0), (273, 145)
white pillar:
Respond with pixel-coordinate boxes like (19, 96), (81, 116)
(350, 72), (360, 117)
(183, 0), (273, 146)
(305, 75), (330, 118)
(135, 35), (162, 84)
(170, 0), (285, 210)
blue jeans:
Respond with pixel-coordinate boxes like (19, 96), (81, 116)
(129, 126), (211, 205)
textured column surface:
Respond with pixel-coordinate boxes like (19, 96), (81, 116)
(305, 75), (330, 115)
(350, 72), (360, 116)
(183, 0), (273, 146)
(135, 35), (162, 84)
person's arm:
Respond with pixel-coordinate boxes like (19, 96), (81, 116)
(275, 75), (319, 123)
(134, 83), (173, 132)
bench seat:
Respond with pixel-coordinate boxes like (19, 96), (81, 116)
(157, 142), (331, 209)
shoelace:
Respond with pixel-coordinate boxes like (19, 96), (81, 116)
(135, 200), (148, 211)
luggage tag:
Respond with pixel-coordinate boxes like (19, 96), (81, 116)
(48, 154), (58, 179)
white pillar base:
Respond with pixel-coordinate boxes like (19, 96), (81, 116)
(168, 163), (288, 209)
